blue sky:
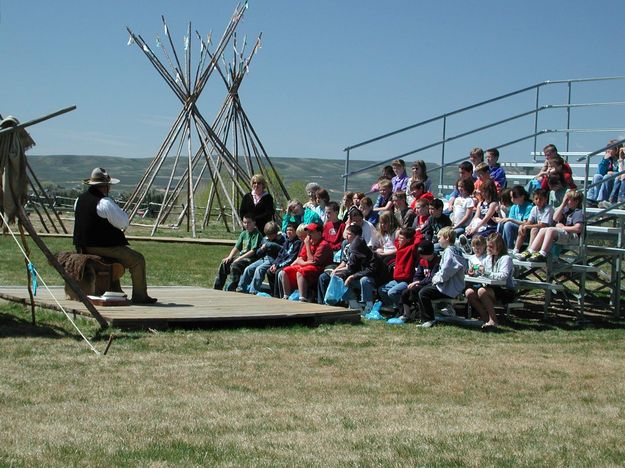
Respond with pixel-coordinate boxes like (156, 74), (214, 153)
(2, 0), (625, 165)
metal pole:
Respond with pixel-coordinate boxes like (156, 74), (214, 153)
(566, 81), (572, 152)
(533, 87), (540, 160)
(439, 116), (447, 196)
(343, 149), (350, 192)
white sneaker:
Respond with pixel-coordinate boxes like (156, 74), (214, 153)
(417, 320), (436, 328)
(438, 307), (456, 317)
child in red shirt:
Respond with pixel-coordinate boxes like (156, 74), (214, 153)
(322, 201), (346, 252)
(377, 227), (419, 311)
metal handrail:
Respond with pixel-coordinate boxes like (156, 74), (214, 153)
(341, 75), (625, 191)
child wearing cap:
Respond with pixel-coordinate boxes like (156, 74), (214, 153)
(279, 222), (333, 302)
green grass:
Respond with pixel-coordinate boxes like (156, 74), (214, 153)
(1, 303), (625, 466)
(0, 236), (231, 288)
(2, 233), (625, 465)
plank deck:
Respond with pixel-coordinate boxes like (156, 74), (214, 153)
(0, 286), (360, 329)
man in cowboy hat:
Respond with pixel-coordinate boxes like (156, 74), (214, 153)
(73, 167), (157, 304)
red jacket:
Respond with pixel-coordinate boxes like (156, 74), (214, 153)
(392, 236), (418, 282)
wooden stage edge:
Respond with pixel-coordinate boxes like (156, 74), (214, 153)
(0, 286), (360, 329)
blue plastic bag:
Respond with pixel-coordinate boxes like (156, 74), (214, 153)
(324, 275), (348, 305)
(288, 290), (300, 301)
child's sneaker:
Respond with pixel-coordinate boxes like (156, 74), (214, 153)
(516, 250), (532, 261)
(417, 320), (436, 328)
(529, 252), (547, 263)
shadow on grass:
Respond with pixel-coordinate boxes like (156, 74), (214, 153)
(0, 305), (144, 344)
(497, 297), (625, 332)
(0, 312), (73, 340)
(115, 315), (364, 332)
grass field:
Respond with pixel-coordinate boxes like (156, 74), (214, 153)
(1, 234), (625, 465)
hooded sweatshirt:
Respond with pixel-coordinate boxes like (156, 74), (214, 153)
(431, 245), (467, 298)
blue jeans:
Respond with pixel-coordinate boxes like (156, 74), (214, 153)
(316, 271), (331, 304)
(499, 221), (520, 249)
(378, 280), (408, 308)
(348, 276), (377, 304)
(588, 173), (614, 202)
(238, 257), (273, 293)
(608, 177), (625, 202)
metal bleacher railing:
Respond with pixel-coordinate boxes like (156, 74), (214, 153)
(341, 77), (625, 319)
(341, 75), (625, 194)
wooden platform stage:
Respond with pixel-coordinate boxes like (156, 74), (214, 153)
(0, 286), (360, 329)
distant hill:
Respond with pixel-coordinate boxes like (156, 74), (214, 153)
(27, 154), (448, 197)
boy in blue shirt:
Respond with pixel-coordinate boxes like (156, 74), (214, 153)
(267, 223), (303, 297)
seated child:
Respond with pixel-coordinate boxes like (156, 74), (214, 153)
(498, 188), (512, 218)
(323, 201), (346, 252)
(473, 162), (501, 193)
(465, 232), (515, 329)
(213, 214), (262, 291)
(267, 223), (303, 297)
(445, 161), (474, 214)
(412, 198), (430, 233)
(391, 158), (410, 192)
(519, 190), (584, 262)
(416, 227), (468, 327)
(372, 179), (394, 214)
(450, 177), (475, 235)
(352, 192), (366, 210)
(360, 196), (378, 226)
(467, 236), (487, 276)
(392, 191), (416, 228)
(495, 185), (533, 249)
(548, 173), (567, 207)
(408, 180), (435, 210)
(375, 211), (399, 262)
(339, 192), (355, 222)
(237, 221), (285, 294)
(421, 198), (452, 251)
(319, 224), (389, 308)
(513, 189), (554, 258)
(464, 179), (499, 239)
(280, 223), (333, 302)
(392, 240), (440, 324)
(314, 189), (330, 222)
(375, 227), (419, 313)
(370, 166), (394, 193)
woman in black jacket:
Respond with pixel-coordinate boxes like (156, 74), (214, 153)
(239, 174), (275, 234)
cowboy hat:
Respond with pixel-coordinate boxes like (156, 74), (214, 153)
(84, 167), (120, 185)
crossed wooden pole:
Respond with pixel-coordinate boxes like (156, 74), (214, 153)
(124, 3), (289, 237)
